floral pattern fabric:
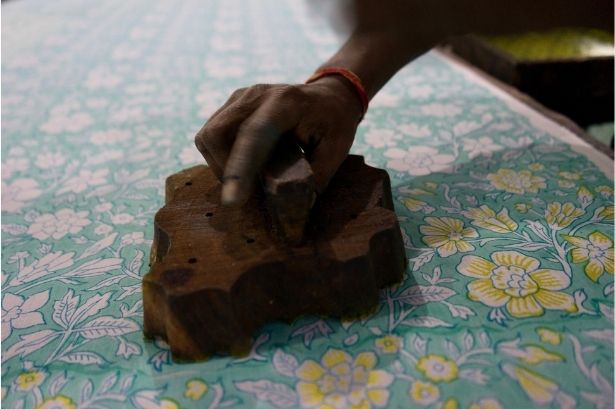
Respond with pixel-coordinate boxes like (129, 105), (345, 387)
(2, 0), (614, 408)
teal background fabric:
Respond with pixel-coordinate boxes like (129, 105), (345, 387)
(2, 1), (614, 408)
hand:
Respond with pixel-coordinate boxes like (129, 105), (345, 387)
(194, 76), (363, 205)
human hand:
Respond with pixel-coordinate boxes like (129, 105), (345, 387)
(194, 76), (363, 206)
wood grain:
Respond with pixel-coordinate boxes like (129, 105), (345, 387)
(143, 155), (406, 360)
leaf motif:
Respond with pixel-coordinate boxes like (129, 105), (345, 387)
(64, 258), (122, 278)
(401, 316), (452, 328)
(234, 380), (297, 408)
(525, 220), (551, 242)
(445, 340), (461, 359)
(411, 334), (427, 356)
(80, 379), (94, 403)
(117, 337), (141, 359)
(99, 372), (119, 393)
(130, 389), (162, 409)
(290, 320), (332, 348)
(77, 233), (118, 261)
(599, 304), (613, 322)
(87, 275), (125, 291)
(463, 332), (474, 351)
(128, 250), (144, 274)
(458, 368), (489, 385)
(369, 327), (383, 336)
(397, 285), (455, 305)
(119, 375), (136, 393)
(71, 293), (111, 325)
(584, 329), (613, 343)
(479, 332), (491, 347)
(53, 289), (79, 329)
(344, 334), (359, 346)
(503, 242), (551, 251)
(446, 303), (475, 319)
(77, 316), (139, 339)
(117, 284), (141, 300)
(272, 350), (299, 377)
(410, 250), (434, 272)
(1, 224), (27, 235)
(48, 373), (69, 396)
(604, 283), (614, 297)
(59, 352), (105, 366)
(4, 330), (60, 361)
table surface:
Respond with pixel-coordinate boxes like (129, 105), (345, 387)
(2, 1), (614, 408)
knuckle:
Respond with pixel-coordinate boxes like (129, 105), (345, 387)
(230, 87), (247, 100)
(277, 84), (304, 101)
(246, 83), (271, 95)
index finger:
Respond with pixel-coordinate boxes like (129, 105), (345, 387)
(221, 92), (304, 206)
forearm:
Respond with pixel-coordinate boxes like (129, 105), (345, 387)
(316, 29), (425, 100)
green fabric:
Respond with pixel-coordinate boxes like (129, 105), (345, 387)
(2, 1), (614, 408)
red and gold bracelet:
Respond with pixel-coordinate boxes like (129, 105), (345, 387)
(306, 67), (369, 121)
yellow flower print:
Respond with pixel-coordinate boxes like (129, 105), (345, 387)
(576, 186), (592, 203)
(557, 179), (575, 189)
(598, 205), (614, 221)
(295, 349), (394, 408)
(502, 364), (570, 406)
(502, 344), (563, 365)
(424, 182), (438, 190)
(536, 328), (561, 345)
(36, 396), (76, 409)
(409, 381), (439, 406)
(420, 217), (478, 257)
(404, 198), (427, 212)
(416, 354), (458, 383)
(457, 251), (577, 318)
(558, 171), (581, 181)
(442, 398), (459, 409)
(464, 205), (518, 233)
(596, 185), (614, 195)
(469, 398), (505, 409)
(185, 379), (208, 400)
(374, 335), (403, 354)
(487, 169), (546, 194)
(563, 231), (614, 281)
(15, 370), (45, 391)
(528, 163), (544, 171)
(160, 398), (180, 409)
(514, 203), (531, 214)
(544, 202), (584, 230)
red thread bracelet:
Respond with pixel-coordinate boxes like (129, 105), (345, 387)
(306, 67), (369, 121)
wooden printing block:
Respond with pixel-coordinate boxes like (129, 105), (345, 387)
(142, 155), (406, 360)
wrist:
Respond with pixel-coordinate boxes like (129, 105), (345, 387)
(306, 74), (365, 122)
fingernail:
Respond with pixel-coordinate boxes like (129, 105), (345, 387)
(221, 180), (241, 206)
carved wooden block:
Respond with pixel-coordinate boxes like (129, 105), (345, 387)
(142, 155), (406, 360)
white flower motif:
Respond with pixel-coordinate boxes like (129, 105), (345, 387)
(419, 103), (462, 117)
(120, 232), (145, 246)
(1, 290), (50, 341)
(463, 137), (502, 158)
(56, 169), (108, 195)
(364, 129), (400, 148)
(40, 111), (93, 134)
(2, 158), (29, 179)
(371, 91), (400, 107)
(2, 179), (42, 213)
(27, 209), (91, 240)
(35, 152), (66, 169)
(385, 146), (455, 176)
(408, 85), (433, 98)
(399, 123), (431, 138)
(94, 203), (113, 213)
(111, 213), (134, 225)
(179, 146), (204, 165)
(90, 129), (130, 145)
(94, 224), (113, 236)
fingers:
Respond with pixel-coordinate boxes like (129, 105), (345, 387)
(194, 85), (271, 179)
(222, 86), (305, 206)
(304, 128), (354, 194)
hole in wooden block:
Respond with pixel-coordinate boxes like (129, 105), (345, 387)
(246, 238), (255, 244)
(206, 212), (213, 217)
(350, 213), (358, 219)
(185, 181), (193, 186)
(188, 258), (197, 264)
